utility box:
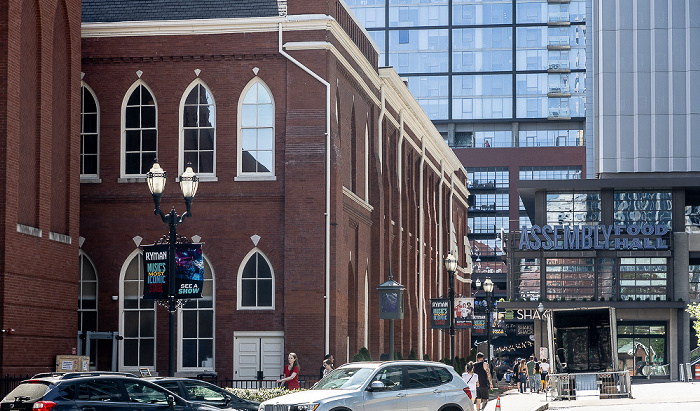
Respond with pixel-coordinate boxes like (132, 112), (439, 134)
(56, 355), (90, 372)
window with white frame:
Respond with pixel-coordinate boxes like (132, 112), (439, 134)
(81, 84), (99, 178)
(238, 79), (274, 178)
(79, 251), (98, 366)
(123, 82), (157, 176)
(181, 81), (215, 176)
(180, 256), (215, 370)
(121, 252), (156, 369)
(238, 250), (274, 309)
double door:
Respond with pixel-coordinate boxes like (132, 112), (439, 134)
(233, 331), (284, 382)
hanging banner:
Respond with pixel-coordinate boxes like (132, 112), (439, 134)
(143, 244), (169, 300)
(472, 314), (487, 335)
(430, 298), (450, 329)
(454, 297), (474, 329)
(175, 243), (204, 298)
(142, 243), (204, 300)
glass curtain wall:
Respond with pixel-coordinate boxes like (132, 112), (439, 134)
(346, 0), (587, 132)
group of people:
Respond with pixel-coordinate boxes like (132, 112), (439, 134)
(461, 353), (493, 411)
(508, 355), (549, 394)
(275, 353), (335, 390)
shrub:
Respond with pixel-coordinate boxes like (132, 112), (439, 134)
(227, 387), (304, 403)
(423, 353), (431, 361)
(358, 347), (372, 361)
(408, 348), (418, 360)
(352, 353), (364, 362)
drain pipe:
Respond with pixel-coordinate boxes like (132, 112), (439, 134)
(279, 22), (332, 355)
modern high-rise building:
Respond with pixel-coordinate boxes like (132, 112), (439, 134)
(346, 0), (589, 304)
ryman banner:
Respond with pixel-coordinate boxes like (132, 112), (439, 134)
(143, 243), (204, 299)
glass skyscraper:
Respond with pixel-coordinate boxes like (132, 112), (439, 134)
(347, 0), (589, 299)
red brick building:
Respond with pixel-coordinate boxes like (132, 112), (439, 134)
(4, 0), (472, 378)
(0, 0), (82, 374)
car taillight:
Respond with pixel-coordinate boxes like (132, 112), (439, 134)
(32, 401), (56, 411)
(463, 387), (471, 396)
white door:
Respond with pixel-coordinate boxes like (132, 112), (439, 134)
(233, 332), (284, 381)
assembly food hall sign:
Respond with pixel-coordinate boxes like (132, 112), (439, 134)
(518, 223), (669, 251)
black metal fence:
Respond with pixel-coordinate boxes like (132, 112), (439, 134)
(0, 375), (31, 400)
(215, 375), (320, 390)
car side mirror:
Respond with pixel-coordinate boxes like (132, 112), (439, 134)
(368, 381), (386, 392)
(167, 395), (175, 410)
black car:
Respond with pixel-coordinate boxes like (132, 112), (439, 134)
(0, 372), (221, 411)
(146, 378), (259, 411)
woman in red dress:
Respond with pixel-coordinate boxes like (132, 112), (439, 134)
(276, 352), (300, 390)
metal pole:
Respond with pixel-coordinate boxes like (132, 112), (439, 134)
(449, 269), (455, 367)
(168, 208), (177, 377)
(486, 291), (492, 362)
(389, 319), (394, 360)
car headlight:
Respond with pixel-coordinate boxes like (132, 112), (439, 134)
(290, 404), (319, 411)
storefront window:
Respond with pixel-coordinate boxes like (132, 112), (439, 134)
(545, 258), (594, 300)
(597, 258), (616, 300)
(614, 191), (672, 227)
(619, 257), (667, 301)
(689, 264), (700, 301)
(546, 191), (601, 225)
(617, 322), (667, 378)
(516, 258), (540, 300)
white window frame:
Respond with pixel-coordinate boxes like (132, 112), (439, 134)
(237, 248), (275, 310)
(236, 78), (276, 181)
(121, 80), (158, 178)
(179, 79), (217, 180)
(80, 82), (100, 181)
(178, 254), (216, 372)
(119, 249), (156, 373)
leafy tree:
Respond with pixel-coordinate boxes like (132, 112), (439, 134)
(687, 302), (700, 348)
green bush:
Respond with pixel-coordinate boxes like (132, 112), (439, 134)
(352, 353), (364, 362)
(408, 348), (418, 360)
(394, 351), (404, 360)
(423, 353), (431, 361)
(227, 387), (305, 403)
(358, 347), (372, 361)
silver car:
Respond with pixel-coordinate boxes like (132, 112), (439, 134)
(258, 360), (474, 411)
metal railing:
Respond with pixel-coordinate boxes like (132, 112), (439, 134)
(216, 375), (320, 390)
(546, 371), (631, 401)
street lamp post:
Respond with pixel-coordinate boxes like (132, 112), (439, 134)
(482, 278), (494, 362)
(377, 271), (405, 361)
(537, 302), (545, 360)
(146, 161), (199, 377)
(444, 253), (458, 368)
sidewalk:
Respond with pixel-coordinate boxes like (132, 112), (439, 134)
(478, 381), (700, 411)
(480, 388), (548, 411)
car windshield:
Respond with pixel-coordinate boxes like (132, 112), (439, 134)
(311, 367), (374, 390)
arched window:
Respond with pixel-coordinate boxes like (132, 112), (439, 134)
(181, 80), (215, 176)
(120, 251), (156, 370)
(237, 249), (274, 309)
(122, 81), (157, 177)
(179, 256), (215, 370)
(237, 79), (275, 179)
(80, 83), (99, 178)
(79, 251), (98, 366)
(79, 251), (98, 334)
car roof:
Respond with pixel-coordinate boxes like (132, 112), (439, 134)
(30, 372), (138, 381)
(339, 360), (455, 368)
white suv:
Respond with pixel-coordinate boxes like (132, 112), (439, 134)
(258, 360), (474, 411)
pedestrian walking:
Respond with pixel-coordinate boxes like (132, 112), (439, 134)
(540, 358), (550, 393)
(319, 353), (334, 379)
(526, 356), (537, 392)
(518, 359), (528, 393)
(461, 362), (478, 407)
(277, 352), (300, 390)
(473, 353), (493, 411)
(533, 359), (542, 393)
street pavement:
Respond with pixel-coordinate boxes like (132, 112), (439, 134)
(479, 381), (700, 411)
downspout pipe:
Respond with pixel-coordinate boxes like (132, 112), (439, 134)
(279, 22), (332, 355)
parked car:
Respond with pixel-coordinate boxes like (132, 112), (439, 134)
(258, 360), (474, 411)
(146, 377), (259, 411)
(0, 372), (221, 411)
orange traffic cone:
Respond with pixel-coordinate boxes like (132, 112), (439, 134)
(495, 396), (501, 411)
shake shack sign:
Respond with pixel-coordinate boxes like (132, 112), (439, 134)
(518, 223), (669, 251)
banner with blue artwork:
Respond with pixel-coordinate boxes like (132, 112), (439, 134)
(142, 243), (204, 300)
(174, 243), (204, 298)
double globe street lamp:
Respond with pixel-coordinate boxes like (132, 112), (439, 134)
(475, 277), (494, 361)
(146, 161), (199, 377)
